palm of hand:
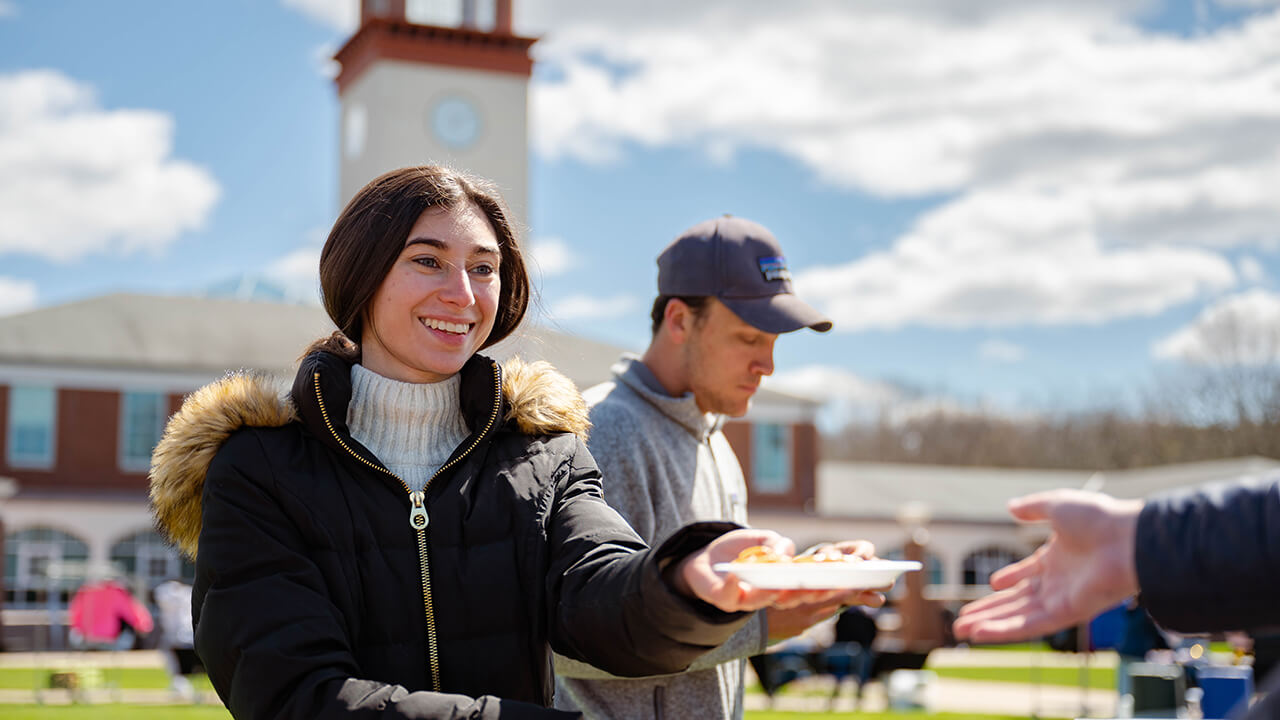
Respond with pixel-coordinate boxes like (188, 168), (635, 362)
(954, 492), (1140, 643)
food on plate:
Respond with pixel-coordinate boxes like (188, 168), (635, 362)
(733, 545), (864, 564)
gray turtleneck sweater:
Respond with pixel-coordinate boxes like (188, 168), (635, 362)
(553, 354), (767, 720)
(346, 364), (469, 492)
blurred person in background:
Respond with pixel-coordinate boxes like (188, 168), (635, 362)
(154, 578), (199, 702)
(68, 575), (153, 652)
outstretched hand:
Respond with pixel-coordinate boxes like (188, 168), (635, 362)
(952, 489), (1144, 644)
(672, 529), (852, 613)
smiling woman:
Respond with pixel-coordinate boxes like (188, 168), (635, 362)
(146, 165), (858, 720)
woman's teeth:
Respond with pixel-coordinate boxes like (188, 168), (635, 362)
(424, 318), (469, 334)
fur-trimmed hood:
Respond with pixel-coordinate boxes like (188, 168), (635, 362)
(149, 354), (589, 559)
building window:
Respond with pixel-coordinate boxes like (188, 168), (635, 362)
(963, 546), (1026, 586)
(7, 385), (56, 468)
(3, 526), (89, 609)
(884, 547), (946, 586)
(751, 423), (792, 493)
(407, 0), (463, 27)
(110, 530), (194, 596)
(120, 391), (166, 472)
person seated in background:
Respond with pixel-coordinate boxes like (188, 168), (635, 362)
(68, 576), (153, 652)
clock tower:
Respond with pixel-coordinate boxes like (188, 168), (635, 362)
(334, 0), (536, 225)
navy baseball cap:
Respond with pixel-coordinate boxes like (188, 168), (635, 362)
(657, 215), (833, 333)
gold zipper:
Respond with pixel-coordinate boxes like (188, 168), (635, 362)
(312, 362), (503, 693)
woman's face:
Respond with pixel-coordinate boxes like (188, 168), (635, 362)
(361, 202), (501, 383)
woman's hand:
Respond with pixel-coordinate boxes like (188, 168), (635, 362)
(669, 529), (855, 612)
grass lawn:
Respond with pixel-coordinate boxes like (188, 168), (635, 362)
(962, 641), (1052, 652)
(1, 706), (231, 719)
(0, 668), (213, 691)
(930, 664), (1116, 690)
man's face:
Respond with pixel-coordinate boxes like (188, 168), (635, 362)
(684, 299), (779, 417)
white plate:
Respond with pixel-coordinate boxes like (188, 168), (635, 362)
(711, 559), (922, 590)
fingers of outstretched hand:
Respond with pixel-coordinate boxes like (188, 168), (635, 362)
(987, 546), (1046, 591)
(954, 605), (1060, 644)
(954, 577), (1035, 621)
(953, 581), (1046, 642)
(1007, 491), (1062, 523)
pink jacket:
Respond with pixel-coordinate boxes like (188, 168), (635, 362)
(68, 580), (154, 643)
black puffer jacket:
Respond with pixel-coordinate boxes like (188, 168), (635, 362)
(149, 350), (749, 719)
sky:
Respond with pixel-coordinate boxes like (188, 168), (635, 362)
(1, 0), (1279, 430)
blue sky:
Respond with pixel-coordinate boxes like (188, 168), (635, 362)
(2, 0), (1279, 429)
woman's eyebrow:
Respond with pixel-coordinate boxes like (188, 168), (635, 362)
(405, 237), (499, 257)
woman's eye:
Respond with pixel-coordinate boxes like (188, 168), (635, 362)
(413, 257), (441, 269)
(471, 263), (496, 276)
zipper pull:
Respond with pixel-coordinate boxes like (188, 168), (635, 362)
(409, 490), (429, 530)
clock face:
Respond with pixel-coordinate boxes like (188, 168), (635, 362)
(430, 96), (481, 150)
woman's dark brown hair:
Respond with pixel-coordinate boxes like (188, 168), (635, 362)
(316, 166), (529, 358)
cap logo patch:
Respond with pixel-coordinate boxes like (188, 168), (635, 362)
(758, 256), (791, 282)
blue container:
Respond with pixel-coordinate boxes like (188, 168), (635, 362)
(1196, 665), (1253, 719)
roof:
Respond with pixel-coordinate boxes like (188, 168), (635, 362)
(818, 456), (1280, 524)
(0, 293), (818, 410)
(0, 293), (336, 375)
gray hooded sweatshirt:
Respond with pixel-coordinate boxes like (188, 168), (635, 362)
(554, 355), (769, 719)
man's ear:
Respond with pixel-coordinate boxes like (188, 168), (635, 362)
(664, 298), (693, 344)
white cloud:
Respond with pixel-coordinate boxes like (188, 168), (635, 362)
(1238, 255), (1267, 284)
(526, 236), (576, 279)
(266, 245), (323, 304)
(549, 293), (637, 321)
(768, 363), (1018, 431)
(529, 3), (1280, 330)
(979, 339), (1026, 363)
(281, 0), (357, 33)
(0, 70), (220, 263)
(531, 4), (1280, 204)
(0, 277), (36, 316)
(1153, 289), (1280, 365)
(768, 365), (906, 430)
(795, 202), (1238, 331)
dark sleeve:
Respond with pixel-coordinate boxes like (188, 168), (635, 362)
(1135, 476), (1280, 633)
(543, 436), (752, 676)
(195, 431), (579, 720)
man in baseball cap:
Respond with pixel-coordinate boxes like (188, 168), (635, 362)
(656, 214), (832, 335)
(556, 217), (869, 720)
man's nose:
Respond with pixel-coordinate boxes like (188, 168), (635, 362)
(752, 350), (775, 377)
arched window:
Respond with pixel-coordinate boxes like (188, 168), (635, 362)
(109, 530), (194, 596)
(883, 547), (945, 586)
(3, 526), (89, 609)
(962, 546), (1026, 586)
